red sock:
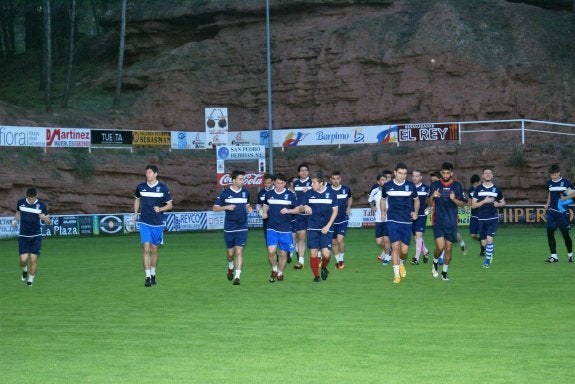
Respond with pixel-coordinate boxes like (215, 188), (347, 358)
(321, 256), (331, 269)
(310, 257), (319, 277)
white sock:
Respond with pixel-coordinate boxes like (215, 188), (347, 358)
(228, 261), (234, 269)
(272, 265), (278, 272)
(234, 270), (241, 279)
(460, 240), (465, 247)
(145, 269), (151, 278)
(150, 267), (156, 276)
(22, 265), (28, 272)
(28, 274), (35, 283)
(392, 265), (400, 277)
(442, 265), (449, 273)
(298, 256), (305, 264)
(568, 253), (573, 258)
(551, 253), (558, 259)
(440, 251), (445, 258)
(340, 252), (345, 262)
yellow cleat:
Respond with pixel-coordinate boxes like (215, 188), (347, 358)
(399, 264), (407, 278)
(393, 276), (401, 284)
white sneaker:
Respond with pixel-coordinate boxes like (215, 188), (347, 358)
(432, 264), (439, 278)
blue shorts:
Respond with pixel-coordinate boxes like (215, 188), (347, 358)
(432, 225), (458, 243)
(387, 221), (412, 245)
(295, 215), (308, 231)
(18, 236), (42, 255)
(224, 230), (248, 249)
(307, 229), (333, 250)
(478, 219), (498, 240)
(266, 229), (294, 252)
(375, 221), (388, 238)
(546, 210), (571, 231)
(332, 221), (348, 238)
(139, 223), (164, 246)
(469, 216), (479, 235)
(412, 216), (427, 234)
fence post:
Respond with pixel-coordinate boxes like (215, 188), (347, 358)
(521, 119), (525, 144)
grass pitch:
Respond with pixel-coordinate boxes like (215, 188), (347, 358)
(1, 226), (573, 383)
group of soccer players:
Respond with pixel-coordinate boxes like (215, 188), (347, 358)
(12, 162), (574, 287)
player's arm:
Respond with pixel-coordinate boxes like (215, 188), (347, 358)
(261, 203), (269, 219)
(412, 197), (420, 220)
(494, 197), (506, 208)
(346, 195), (353, 216)
(322, 206), (339, 234)
(133, 198), (140, 223)
(427, 188), (439, 206)
(39, 212), (52, 225)
(157, 200), (173, 212)
(11, 211), (20, 227)
(544, 191), (551, 210)
(213, 204), (234, 212)
(379, 195), (387, 220)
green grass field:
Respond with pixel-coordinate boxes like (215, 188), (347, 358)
(1, 226), (573, 383)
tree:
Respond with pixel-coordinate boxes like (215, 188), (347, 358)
(62, 0), (76, 108)
(42, 0), (52, 113)
(113, 0), (126, 108)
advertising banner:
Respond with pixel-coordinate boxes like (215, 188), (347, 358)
(46, 128), (91, 147)
(397, 123), (459, 142)
(205, 107), (228, 148)
(278, 125), (398, 148)
(207, 211), (226, 230)
(166, 212), (207, 232)
(91, 130), (133, 146)
(216, 172), (266, 188)
(216, 145), (266, 160)
(132, 131), (171, 147)
(171, 131), (206, 150)
(0, 126), (46, 147)
(0, 217), (19, 239)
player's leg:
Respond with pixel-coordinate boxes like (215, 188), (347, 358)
(18, 237), (30, 283)
(320, 232), (332, 280)
(457, 232), (467, 255)
(267, 230), (279, 282)
(335, 233), (346, 269)
(233, 245), (244, 283)
(26, 253), (38, 286)
(545, 212), (559, 262)
(432, 226), (445, 278)
(294, 227), (307, 269)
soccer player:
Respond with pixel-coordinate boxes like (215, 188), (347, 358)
(411, 169), (430, 265)
(427, 162), (467, 280)
(293, 163), (312, 269)
(301, 171), (338, 282)
(11, 187), (52, 287)
(471, 167), (505, 268)
(368, 172), (391, 264)
(467, 174), (484, 256)
(261, 173), (300, 282)
(257, 173), (274, 248)
(329, 171), (353, 269)
(381, 163), (419, 283)
(133, 165), (173, 287)
(213, 170), (253, 285)
(543, 164), (575, 263)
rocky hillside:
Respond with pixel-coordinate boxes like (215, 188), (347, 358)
(0, 0), (574, 214)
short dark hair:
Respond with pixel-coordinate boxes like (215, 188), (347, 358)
(263, 173), (274, 181)
(298, 163), (310, 172)
(311, 171), (325, 182)
(274, 173), (287, 182)
(231, 170), (245, 180)
(549, 164), (560, 174)
(26, 187), (37, 198)
(382, 169), (392, 177)
(331, 170), (341, 177)
(430, 171), (441, 178)
(470, 174), (481, 184)
(441, 162), (454, 171)
(146, 164), (159, 173)
(395, 162), (408, 171)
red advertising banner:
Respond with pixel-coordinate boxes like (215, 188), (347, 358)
(398, 123), (459, 142)
(216, 172), (266, 188)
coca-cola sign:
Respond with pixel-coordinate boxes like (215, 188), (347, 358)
(217, 172), (265, 188)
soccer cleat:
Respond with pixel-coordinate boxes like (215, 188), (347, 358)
(441, 272), (449, 281)
(21, 270), (28, 283)
(312, 276), (321, 283)
(269, 271), (278, 283)
(26, 281), (33, 286)
(227, 268), (234, 281)
(151, 275), (157, 285)
(233, 278), (240, 285)
(382, 259), (390, 265)
(423, 253), (429, 264)
(144, 277), (152, 287)
(461, 244), (467, 256)
(399, 264), (407, 278)
(277, 274), (284, 282)
(393, 276), (401, 284)
(569, 256), (574, 263)
(321, 267), (329, 280)
(544, 257), (558, 263)
(483, 261), (490, 269)
(480, 250), (485, 257)
(411, 257), (419, 265)
(432, 263), (439, 278)
(293, 262), (304, 270)
(339, 261), (345, 269)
